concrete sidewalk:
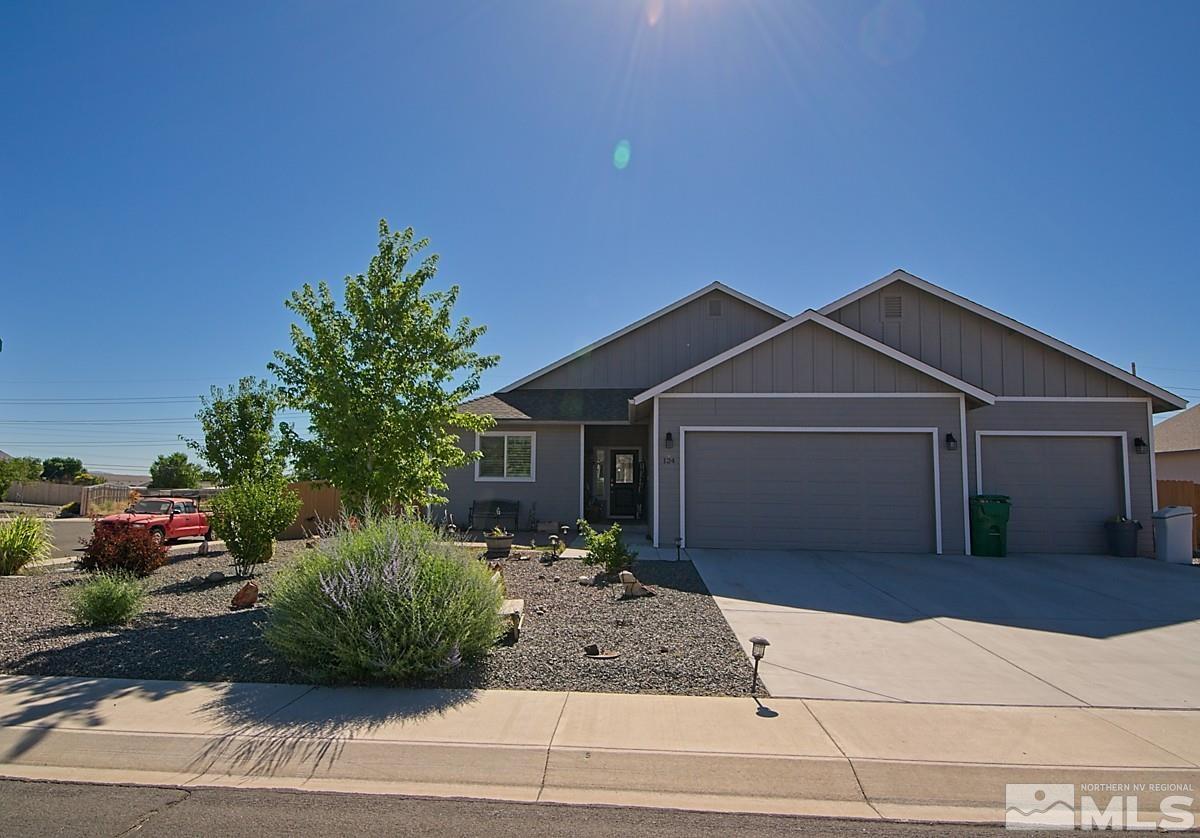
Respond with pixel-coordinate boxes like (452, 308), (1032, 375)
(0, 675), (1197, 824)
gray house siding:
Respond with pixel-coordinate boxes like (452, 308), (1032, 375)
(668, 320), (956, 395)
(520, 290), (782, 390)
(826, 280), (1142, 399)
(656, 396), (967, 553)
(966, 400), (1154, 555)
(440, 422), (582, 531)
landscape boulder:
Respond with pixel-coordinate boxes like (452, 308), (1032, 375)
(230, 581), (259, 610)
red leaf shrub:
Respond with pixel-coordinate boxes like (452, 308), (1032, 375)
(78, 525), (168, 576)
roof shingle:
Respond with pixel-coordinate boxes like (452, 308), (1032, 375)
(460, 389), (638, 422)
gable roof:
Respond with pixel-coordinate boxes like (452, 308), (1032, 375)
(1155, 405), (1200, 453)
(461, 389), (640, 422)
(632, 309), (996, 405)
(819, 269), (1187, 411)
(0, 449), (10, 461)
(498, 281), (788, 392)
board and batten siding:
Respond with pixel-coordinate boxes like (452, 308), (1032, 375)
(440, 423), (582, 530)
(966, 400), (1154, 555)
(827, 280), (1142, 399)
(656, 396), (967, 553)
(668, 320), (956, 395)
(520, 290), (782, 390)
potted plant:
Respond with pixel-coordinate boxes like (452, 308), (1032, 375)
(1104, 514), (1142, 558)
(484, 526), (513, 558)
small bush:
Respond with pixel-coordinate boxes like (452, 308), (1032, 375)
(59, 501), (81, 517)
(0, 515), (52, 575)
(265, 514), (506, 684)
(70, 571), (144, 627)
(576, 520), (637, 576)
(78, 525), (168, 576)
(210, 477), (302, 576)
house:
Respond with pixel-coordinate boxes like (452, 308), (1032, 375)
(441, 270), (1186, 556)
(1154, 404), (1200, 482)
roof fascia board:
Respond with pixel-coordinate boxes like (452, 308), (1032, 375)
(818, 270), (1186, 411)
(498, 282), (788, 393)
(631, 309), (995, 405)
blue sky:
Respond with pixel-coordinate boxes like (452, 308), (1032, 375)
(2, 0), (1198, 473)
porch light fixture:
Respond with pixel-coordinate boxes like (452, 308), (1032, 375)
(749, 636), (770, 695)
(664, 432), (674, 450)
(1134, 437), (1148, 455)
(945, 433), (958, 452)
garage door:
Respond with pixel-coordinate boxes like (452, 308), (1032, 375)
(979, 435), (1125, 554)
(683, 431), (936, 552)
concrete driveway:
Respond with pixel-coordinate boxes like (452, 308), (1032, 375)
(689, 549), (1200, 708)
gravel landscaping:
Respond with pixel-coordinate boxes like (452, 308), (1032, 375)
(0, 540), (760, 696)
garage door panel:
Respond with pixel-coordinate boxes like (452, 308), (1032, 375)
(980, 435), (1124, 554)
(684, 431), (935, 552)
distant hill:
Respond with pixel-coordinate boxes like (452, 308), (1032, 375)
(91, 470), (152, 485)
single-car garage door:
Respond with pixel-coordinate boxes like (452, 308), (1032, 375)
(978, 434), (1126, 554)
(683, 431), (936, 552)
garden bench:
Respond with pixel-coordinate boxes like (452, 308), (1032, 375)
(467, 499), (519, 534)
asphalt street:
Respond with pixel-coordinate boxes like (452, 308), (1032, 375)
(47, 518), (93, 558)
(0, 779), (1063, 838)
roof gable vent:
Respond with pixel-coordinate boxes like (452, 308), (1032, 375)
(708, 298), (723, 317)
(882, 294), (903, 320)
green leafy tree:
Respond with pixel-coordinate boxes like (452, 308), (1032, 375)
(269, 220), (497, 511)
(0, 457), (42, 497)
(210, 476), (302, 576)
(148, 452), (202, 489)
(41, 456), (83, 483)
(186, 376), (284, 485)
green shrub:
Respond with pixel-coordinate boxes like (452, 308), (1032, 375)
(210, 477), (302, 576)
(265, 514), (505, 684)
(576, 519), (637, 576)
(70, 571), (145, 627)
(0, 515), (52, 575)
(58, 501), (81, 517)
(78, 525), (168, 576)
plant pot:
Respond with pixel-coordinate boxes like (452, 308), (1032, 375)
(1104, 520), (1141, 558)
(484, 536), (513, 558)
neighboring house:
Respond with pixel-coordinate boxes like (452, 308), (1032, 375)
(0, 449), (11, 461)
(441, 270), (1185, 556)
(1154, 405), (1200, 482)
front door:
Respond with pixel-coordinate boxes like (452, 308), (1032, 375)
(609, 450), (638, 518)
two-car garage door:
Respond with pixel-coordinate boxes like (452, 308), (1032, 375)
(683, 431), (937, 552)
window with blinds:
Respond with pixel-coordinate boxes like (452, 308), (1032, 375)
(475, 432), (536, 480)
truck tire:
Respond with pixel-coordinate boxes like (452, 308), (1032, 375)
(149, 527), (166, 545)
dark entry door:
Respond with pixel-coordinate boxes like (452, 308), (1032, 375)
(609, 449), (638, 518)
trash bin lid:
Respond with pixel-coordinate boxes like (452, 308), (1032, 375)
(1152, 506), (1195, 519)
(972, 494), (1011, 504)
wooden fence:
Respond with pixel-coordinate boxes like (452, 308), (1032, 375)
(1157, 480), (1200, 551)
(280, 481), (343, 540)
(2, 480), (85, 507)
(80, 484), (136, 516)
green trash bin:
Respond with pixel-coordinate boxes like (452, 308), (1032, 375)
(970, 494), (1011, 557)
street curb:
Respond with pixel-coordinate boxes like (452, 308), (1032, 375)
(4, 722), (1198, 823)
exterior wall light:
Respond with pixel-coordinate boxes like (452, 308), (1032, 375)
(664, 432), (674, 450)
(674, 536), (682, 561)
(749, 635), (770, 695)
(1133, 437), (1148, 455)
(945, 433), (959, 452)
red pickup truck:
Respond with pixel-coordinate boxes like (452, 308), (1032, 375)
(97, 497), (212, 545)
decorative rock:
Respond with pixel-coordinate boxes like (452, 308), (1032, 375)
(304, 537), (319, 549)
(498, 598), (524, 644)
(582, 643), (600, 656)
(189, 575), (203, 585)
(618, 570), (655, 598)
(206, 570), (226, 583)
(659, 645), (670, 653)
(582, 643), (620, 660)
(553, 575), (560, 583)
(197, 541), (210, 557)
(578, 575), (591, 585)
(230, 581), (259, 610)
